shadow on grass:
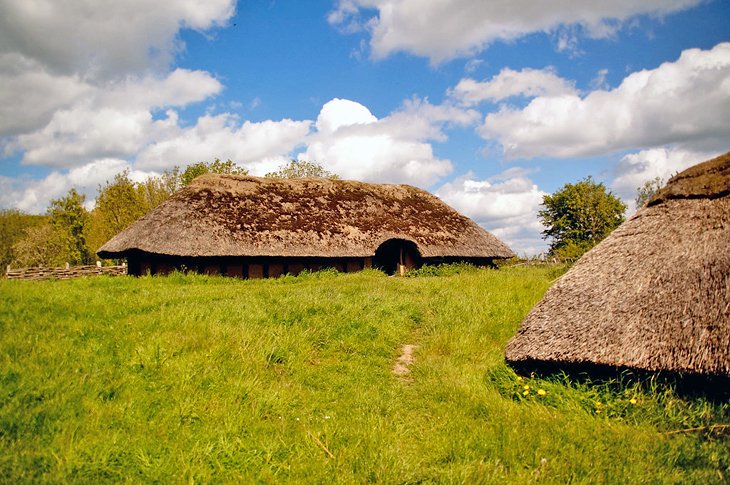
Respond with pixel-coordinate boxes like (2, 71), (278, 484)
(507, 359), (730, 402)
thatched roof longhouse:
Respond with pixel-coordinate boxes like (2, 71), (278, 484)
(98, 174), (514, 260)
(505, 151), (730, 378)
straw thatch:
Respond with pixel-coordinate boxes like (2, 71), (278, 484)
(505, 151), (730, 378)
(98, 174), (514, 260)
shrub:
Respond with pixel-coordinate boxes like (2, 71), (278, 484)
(406, 262), (479, 277)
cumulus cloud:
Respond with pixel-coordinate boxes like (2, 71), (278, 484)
(329, 0), (700, 63)
(4, 95), (476, 212)
(0, 0), (310, 213)
(0, 0), (235, 79)
(97, 69), (225, 111)
(300, 98), (479, 186)
(0, 158), (155, 213)
(449, 67), (578, 106)
(136, 114), (313, 173)
(0, 1), (230, 162)
(316, 98), (377, 134)
(0, 54), (91, 136)
(481, 43), (730, 159)
(436, 168), (548, 255)
(15, 108), (155, 167)
(8, 69), (223, 166)
(0, 0), (231, 164)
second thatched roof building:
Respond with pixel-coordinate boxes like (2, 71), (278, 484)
(98, 174), (514, 277)
(506, 151), (730, 379)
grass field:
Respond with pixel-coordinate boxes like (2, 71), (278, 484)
(1, 266), (728, 483)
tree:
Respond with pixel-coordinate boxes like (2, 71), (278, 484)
(11, 223), (67, 267)
(87, 171), (147, 253)
(179, 159), (248, 187)
(95, 171), (144, 231)
(265, 160), (339, 179)
(538, 176), (627, 260)
(635, 176), (664, 209)
(48, 188), (92, 265)
(0, 209), (47, 268)
(136, 168), (179, 209)
(87, 169), (181, 254)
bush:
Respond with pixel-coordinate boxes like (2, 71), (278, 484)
(548, 240), (594, 262)
(406, 262), (478, 277)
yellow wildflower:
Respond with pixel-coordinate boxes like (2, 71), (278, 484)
(537, 389), (546, 396)
(630, 398), (637, 405)
(596, 409), (601, 414)
(516, 376), (523, 382)
(595, 401), (602, 407)
(523, 389), (530, 396)
(523, 385), (530, 390)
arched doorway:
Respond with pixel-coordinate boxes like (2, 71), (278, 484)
(373, 239), (421, 275)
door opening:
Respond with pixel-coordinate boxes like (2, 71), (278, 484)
(373, 239), (421, 275)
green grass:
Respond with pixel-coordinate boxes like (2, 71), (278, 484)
(0, 267), (728, 483)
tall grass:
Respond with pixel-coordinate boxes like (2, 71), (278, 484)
(0, 267), (727, 483)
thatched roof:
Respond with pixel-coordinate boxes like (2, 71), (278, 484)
(98, 174), (514, 259)
(505, 151), (730, 378)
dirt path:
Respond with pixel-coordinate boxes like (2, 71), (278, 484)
(393, 344), (418, 377)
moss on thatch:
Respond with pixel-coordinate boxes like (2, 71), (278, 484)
(98, 175), (514, 260)
(505, 151), (730, 379)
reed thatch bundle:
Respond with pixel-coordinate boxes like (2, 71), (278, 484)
(506, 151), (730, 378)
(98, 174), (514, 260)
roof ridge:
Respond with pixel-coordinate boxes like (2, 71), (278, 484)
(648, 150), (730, 206)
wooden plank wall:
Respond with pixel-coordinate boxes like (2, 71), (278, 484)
(132, 256), (374, 279)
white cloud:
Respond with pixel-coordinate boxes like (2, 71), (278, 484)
(450, 67), (578, 106)
(0, 1), (229, 166)
(300, 98), (479, 186)
(97, 69), (224, 111)
(590, 68), (610, 90)
(0, 158), (153, 214)
(327, 0), (368, 35)
(554, 25), (585, 57)
(464, 59), (484, 74)
(329, 0), (701, 63)
(0, 0), (314, 213)
(481, 43), (730, 159)
(136, 114), (313, 173)
(0, 54), (91, 136)
(436, 168), (548, 255)
(304, 133), (451, 185)
(15, 107), (154, 167)
(0, 0), (235, 79)
(315, 98), (377, 134)
(0, 0), (230, 140)
(5, 96), (477, 213)
(8, 69), (222, 167)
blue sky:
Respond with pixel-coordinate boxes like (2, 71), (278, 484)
(1, 0), (729, 254)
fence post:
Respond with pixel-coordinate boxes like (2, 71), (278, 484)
(65, 262), (70, 270)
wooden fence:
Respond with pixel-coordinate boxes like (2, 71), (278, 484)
(5, 262), (127, 281)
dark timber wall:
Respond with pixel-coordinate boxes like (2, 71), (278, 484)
(126, 252), (374, 278)
(124, 251), (496, 278)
